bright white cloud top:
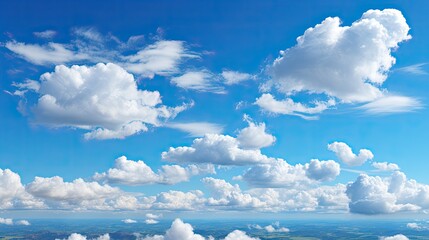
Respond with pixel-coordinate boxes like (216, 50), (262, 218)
(257, 9), (421, 118)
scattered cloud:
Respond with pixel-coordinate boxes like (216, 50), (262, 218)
(122, 219), (137, 224)
(346, 171), (429, 214)
(93, 156), (215, 185)
(14, 63), (189, 140)
(139, 218), (205, 240)
(145, 219), (159, 224)
(224, 230), (259, 240)
(239, 158), (340, 188)
(259, 9), (418, 118)
(372, 162), (400, 172)
(328, 142), (374, 166)
(56, 233), (110, 240)
(237, 115), (276, 149)
(33, 30), (57, 39)
(379, 234), (409, 240)
(221, 70), (256, 85)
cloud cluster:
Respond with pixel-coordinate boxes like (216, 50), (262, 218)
(139, 218), (258, 240)
(162, 117), (276, 165)
(258, 9), (420, 118)
(379, 234), (409, 240)
(93, 156), (214, 185)
(239, 159), (340, 188)
(14, 63), (189, 139)
(57, 233), (110, 240)
(328, 142), (373, 166)
(346, 171), (429, 214)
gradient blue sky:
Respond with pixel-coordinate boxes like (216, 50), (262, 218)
(1, 0), (429, 219)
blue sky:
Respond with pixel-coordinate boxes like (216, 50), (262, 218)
(1, 0), (429, 220)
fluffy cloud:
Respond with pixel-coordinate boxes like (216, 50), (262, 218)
(264, 225), (289, 233)
(16, 63), (188, 139)
(260, 9), (420, 117)
(346, 171), (429, 214)
(93, 156), (214, 185)
(170, 70), (225, 94)
(305, 159), (341, 182)
(0, 168), (44, 209)
(162, 118), (278, 165)
(57, 233), (110, 240)
(149, 190), (206, 210)
(240, 159), (340, 188)
(0, 217), (13, 225)
(162, 133), (271, 166)
(26, 176), (139, 210)
(328, 142), (373, 166)
(224, 230), (259, 240)
(166, 122), (224, 137)
(122, 219), (137, 224)
(145, 219), (159, 224)
(141, 218), (205, 240)
(237, 115), (276, 149)
(221, 70), (255, 85)
(379, 234), (409, 240)
(372, 162), (400, 172)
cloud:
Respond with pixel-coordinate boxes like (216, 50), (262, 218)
(166, 122), (224, 137)
(162, 133), (271, 166)
(145, 219), (159, 224)
(149, 190), (206, 210)
(26, 176), (139, 210)
(94, 156), (214, 185)
(260, 9), (418, 117)
(305, 159), (341, 182)
(15, 63), (188, 139)
(359, 95), (422, 114)
(56, 233), (110, 240)
(372, 162), (400, 172)
(7, 29), (198, 79)
(33, 30), (57, 39)
(379, 234), (409, 240)
(240, 158), (340, 188)
(16, 220), (31, 226)
(346, 171), (429, 214)
(264, 225), (289, 233)
(146, 213), (162, 219)
(122, 219), (137, 224)
(5, 41), (87, 65)
(0, 168), (44, 209)
(224, 230), (259, 240)
(328, 142), (373, 166)
(170, 70), (225, 94)
(237, 115), (276, 149)
(0, 217), (13, 225)
(221, 70), (255, 85)
(124, 40), (199, 78)
(141, 218), (205, 240)
(267, 9), (410, 102)
(407, 222), (424, 230)
(162, 118), (279, 165)
(395, 63), (428, 75)
(255, 93), (335, 120)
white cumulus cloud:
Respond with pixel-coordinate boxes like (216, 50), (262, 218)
(259, 9), (420, 117)
(328, 142), (374, 166)
(15, 63), (188, 140)
(93, 156), (214, 185)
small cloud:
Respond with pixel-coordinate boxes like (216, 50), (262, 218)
(33, 30), (57, 39)
(122, 219), (137, 224)
(395, 63), (428, 75)
(166, 122), (224, 137)
(145, 219), (159, 224)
